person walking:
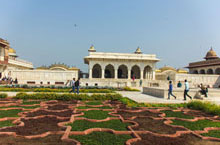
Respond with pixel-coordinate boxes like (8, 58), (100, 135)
(69, 78), (75, 93)
(168, 81), (176, 100)
(75, 78), (80, 94)
(184, 79), (192, 100)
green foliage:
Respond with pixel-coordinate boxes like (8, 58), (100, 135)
(161, 110), (194, 119)
(81, 110), (112, 120)
(201, 130), (220, 139)
(171, 119), (220, 131)
(122, 87), (140, 92)
(0, 87), (115, 93)
(0, 120), (15, 128)
(70, 132), (132, 145)
(67, 119), (131, 131)
(22, 100), (41, 105)
(77, 106), (112, 109)
(0, 109), (23, 118)
(187, 101), (220, 116)
(0, 105), (40, 109)
(0, 93), (8, 98)
(14, 93), (123, 101)
(85, 101), (103, 105)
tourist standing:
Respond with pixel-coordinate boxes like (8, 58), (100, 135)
(69, 78), (75, 93)
(177, 81), (182, 88)
(184, 79), (192, 100)
(75, 78), (80, 94)
(200, 83), (208, 98)
(168, 81), (176, 100)
(139, 79), (143, 87)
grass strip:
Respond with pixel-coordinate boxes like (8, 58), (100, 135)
(0, 120), (15, 128)
(70, 131), (132, 145)
(77, 106), (112, 109)
(0, 105), (40, 109)
(171, 119), (220, 131)
(22, 100), (41, 105)
(67, 119), (131, 131)
(85, 101), (103, 105)
(0, 109), (23, 118)
(201, 130), (220, 139)
(161, 110), (194, 119)
(81, 110), (113, 120)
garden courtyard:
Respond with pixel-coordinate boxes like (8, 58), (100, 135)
(0, 91), (220, 145)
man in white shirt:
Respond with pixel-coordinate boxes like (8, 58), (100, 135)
(69, 78), (75, 93)
(184, 79), (192, 100)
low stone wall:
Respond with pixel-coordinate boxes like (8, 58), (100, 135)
(143, 87), (220, 99)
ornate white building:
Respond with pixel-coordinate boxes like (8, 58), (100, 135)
(0, 38), (79, 85)
(82, 45), (159, 87)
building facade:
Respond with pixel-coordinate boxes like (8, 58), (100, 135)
(187, 48), (220, 75)
(82, 45), (159, 87)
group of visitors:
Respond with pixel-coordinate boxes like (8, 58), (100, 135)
(69, 78), (80, 94)
(0, 77), (18, 84)
(168, 79), (208, 100)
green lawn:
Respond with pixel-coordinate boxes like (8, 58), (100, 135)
(81, 110), (113, 120)
(0, 109), (23, 118)
(201, 130), (220, 139)
(22, 100), (41, 105)
(85, 101), (103, 106)
(0, 105), (40, 109)
(77, 106), (112, 109)
(171, 119), (220, 131)
(67, 119), (131, 131)
(70, 132), (132, 145)
(0, 120), (15, 128)
(161, 110), (194, 119)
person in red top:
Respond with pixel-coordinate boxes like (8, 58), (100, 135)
(132, 75), (135, 81)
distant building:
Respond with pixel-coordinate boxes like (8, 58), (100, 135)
(0, 38), (79, 85)
(187, 47), (220, 75)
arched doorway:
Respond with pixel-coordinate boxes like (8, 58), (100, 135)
(192, 70), (198, 74)
(118, 65), (128, 79)
(207, 69), (214, 74)
(105, 64), (114, 78)
(200, 69), (205, 74)
(131, 65), (140, 79)
(92, 64), (102, 78)
(215, 68), (220, 75)
(144, 66), (152, 79)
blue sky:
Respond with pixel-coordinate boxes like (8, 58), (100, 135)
(0, 0), (220, 71)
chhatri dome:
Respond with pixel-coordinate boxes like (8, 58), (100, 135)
(8, 48), (17, 57)
(204, 47), (218, 60)
(134, 47), (142, 54)
(88, 45), (96, 52)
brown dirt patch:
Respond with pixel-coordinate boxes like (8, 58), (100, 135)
(185, 111), (214, 117)
(0, 116), (68, 136)
(0, 134), (76, 145)
(132, 133), (220, 145)
(117, 110), (160, 119)
(26, 109), (73, 117)
(132, 117), (186, 134)
(47, 104), (69, 110)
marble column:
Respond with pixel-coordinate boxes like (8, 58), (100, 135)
(101, 69), (105, 79)
(128, 69), (131, 79)
(152, 71), (155, 80)
(140, 70), (144, 80)
(114, 69), (118, 79)
(89, 69), (92, 79)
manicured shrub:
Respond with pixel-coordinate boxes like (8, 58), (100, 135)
(187, 101), (220, 116)
(0, 93), (8, 98)
(123, 87), (140, 92)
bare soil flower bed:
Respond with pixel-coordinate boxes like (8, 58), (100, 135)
(117, 110), (161, 119)
(132, 133), (220, 145)
(132, 117), (186, 134)
(47, 104), (69, 110)
(0, 116), (68, 136)
(26, 109), (73, 117)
